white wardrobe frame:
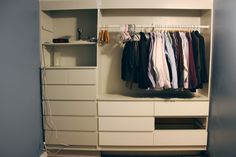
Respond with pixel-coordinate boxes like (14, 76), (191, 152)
(39, 0), (213, 155)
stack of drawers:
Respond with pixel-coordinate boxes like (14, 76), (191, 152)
(98, 102), (154, 146)
(98, 101), (209, 147)
(42, 68), (98, 146)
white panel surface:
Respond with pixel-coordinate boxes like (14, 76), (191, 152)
(42, 69), (96, 85)
(99, 117), (154, 131)
(43, 101), (97, 116)
(99, 132), (153, 146)
(43, 85), (96, 100)
(45, 131), (97, 145)
(154, 130), (207, 146)
(44, 116), (97, 131)
(98, 101), (154, 116)
(40, 0), (98, 10)
(101, 0), (212, 9)
(155, 101), (209, 116)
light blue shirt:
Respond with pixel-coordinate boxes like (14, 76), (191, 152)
(164, 32), (178, 89)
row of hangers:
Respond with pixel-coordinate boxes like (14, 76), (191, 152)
(99, 24), (205, 44)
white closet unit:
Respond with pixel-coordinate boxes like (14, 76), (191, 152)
(39, 0), (213, 155)
(40, 0), (98, 150)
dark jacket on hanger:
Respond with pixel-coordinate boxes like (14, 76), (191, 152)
(194, 31), (208, 86)
(169, 32), (178, 65)
(186, 32), (198, 91)
(121, 40), (139, 88)
(191, 31), (201, 88)
(174, 32), (184, 88)
(138, 32), (149, 89)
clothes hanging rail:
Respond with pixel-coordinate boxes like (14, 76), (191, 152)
(99, 25), (210, 29)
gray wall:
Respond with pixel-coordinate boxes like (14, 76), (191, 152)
(209, 0), (236, 156)
(0, 0), (43, 157)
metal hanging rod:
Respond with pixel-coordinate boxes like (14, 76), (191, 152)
(99, 24), (210, 29)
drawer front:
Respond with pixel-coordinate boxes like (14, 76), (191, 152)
(155, 101), (209, 116)
(42, 69), (96, 85)
(154, 130), (207, 146)
(43, 85), (96, 100)
(99, 132), (153, 146)
(98, 102), (154, 116)
(45, 131), (97, 146)
(43, 101), (97, 116)
(99, 117), (154, 131)
(44, 116), (97, 131)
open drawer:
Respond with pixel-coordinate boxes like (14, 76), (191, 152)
(154, 117), (207, 146)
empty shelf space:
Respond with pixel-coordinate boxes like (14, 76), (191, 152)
(155, 118), (206, 130)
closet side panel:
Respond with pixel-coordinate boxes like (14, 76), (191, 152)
(200, 10), (213, 98)
(40, 11), (53, 67)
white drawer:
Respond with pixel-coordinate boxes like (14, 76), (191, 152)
(44, 116), (97, 131)
(43, 85), (96, 100)
(99, 132), (153, 146)
(45, 131), (97, 146)
(155, 101), (209, 116)
(98, 102), (154, 116)
(99, 117), (154, 131)
(154, 130), (207, 146)
(42, 69), (96, 85)
(43, 101), (96, 116)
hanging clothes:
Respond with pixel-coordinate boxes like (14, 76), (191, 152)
(121, 29), (207, 92)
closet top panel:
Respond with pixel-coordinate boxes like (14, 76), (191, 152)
(101, 0), (213, 10)
(40, 0), (213, 11)
(40, 0), (98, 10)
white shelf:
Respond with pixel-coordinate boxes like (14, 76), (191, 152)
(98, 93), (209, 101)
(43, 41), (97, 46)
(42, 66), (97, 70)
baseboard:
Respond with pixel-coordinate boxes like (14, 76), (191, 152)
(40, 152), (48, 157)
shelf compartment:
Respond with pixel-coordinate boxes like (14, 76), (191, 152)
(155, 118), (206, 130)
(41, 9), (97, 67)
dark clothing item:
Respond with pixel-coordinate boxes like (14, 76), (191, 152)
(174, 32), (184, 88)
(121, 40), (139, 89)
(191, 31), (201, 88)
(186, 32), (198, 91)
(169, 32), (178, 65)
(194, 31), (208, 85)
(138, 32), (149, 89)
(165, 53), (173, 82)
